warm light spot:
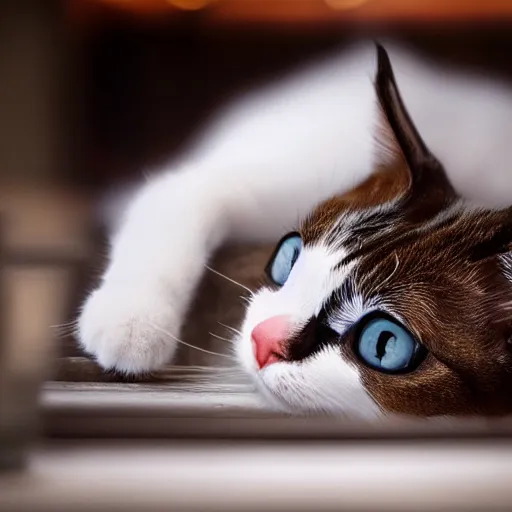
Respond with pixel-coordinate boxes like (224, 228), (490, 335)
(165, 0), (214, 10)
(325, 0), (369, 10)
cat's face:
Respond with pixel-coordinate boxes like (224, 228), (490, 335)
(237, 45), (512, 418)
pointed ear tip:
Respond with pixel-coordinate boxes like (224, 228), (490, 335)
(375, 43), (392, 77)
(374, 41), (385, 54)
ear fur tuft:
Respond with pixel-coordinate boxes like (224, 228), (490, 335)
(373, 43), (457, 215)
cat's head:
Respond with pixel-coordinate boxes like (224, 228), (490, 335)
(237, 44), (512, 419)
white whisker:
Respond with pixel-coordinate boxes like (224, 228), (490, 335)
(51, 320), (77, 333)
(51, 320), (79, 339)
(147, 321), (236, 360)
(379, 252), (400, 289)
(205, 265), (254, 295)
(52, 326), (75, 335)
(218, 322), (242, 336)
(166, 365), (237, 373)
(185, 365), (239, 372)
(51, 320), (77, 329)
(209, 331), (234, 344)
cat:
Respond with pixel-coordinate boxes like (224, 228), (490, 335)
(77, 40), (512, 418)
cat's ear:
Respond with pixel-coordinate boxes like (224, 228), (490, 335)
(374, 44), (456, 212)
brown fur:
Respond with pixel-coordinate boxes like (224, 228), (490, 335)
(342, 208), (512, 416)
(302, 163), (410, 244)
(289, 45), (512, 417)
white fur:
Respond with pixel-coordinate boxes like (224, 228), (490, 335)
(236, 244), (381, 417)
(237, 245), (353, 373)
(78, 168), (229, 373)
(78, 39), (512, 401)
(249, 345), (381, 418)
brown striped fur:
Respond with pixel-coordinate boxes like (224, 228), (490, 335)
(287, 45), (512, 416)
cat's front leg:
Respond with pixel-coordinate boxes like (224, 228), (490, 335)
(77, 166), (228, 374)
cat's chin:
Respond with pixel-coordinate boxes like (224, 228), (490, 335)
(235, 337), (302, 414)
(249, 375), (296, 414)
(236, 329), (383, 418)
(250, 365), (326, 415)
(238, 354), (371, 417)
(249, 369), (378, 418)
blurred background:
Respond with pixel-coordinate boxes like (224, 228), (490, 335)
(2, 2), (512, 509)
(2, 0), (512, 386)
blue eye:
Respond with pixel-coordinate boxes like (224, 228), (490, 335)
(266, 233), (303, 286)
(356, 314), (425, 373)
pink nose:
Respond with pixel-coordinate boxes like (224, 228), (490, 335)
(251, 315), (291, 369)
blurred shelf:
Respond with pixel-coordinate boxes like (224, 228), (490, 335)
(42, 378), (512, 440)
(3, 439), (512, 511)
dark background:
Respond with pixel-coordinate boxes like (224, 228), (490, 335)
(2, 1), (512, 375)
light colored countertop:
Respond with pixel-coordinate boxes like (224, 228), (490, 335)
(2, 438), (512, 511)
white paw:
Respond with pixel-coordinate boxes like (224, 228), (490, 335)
(77, 282), (181, 374)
